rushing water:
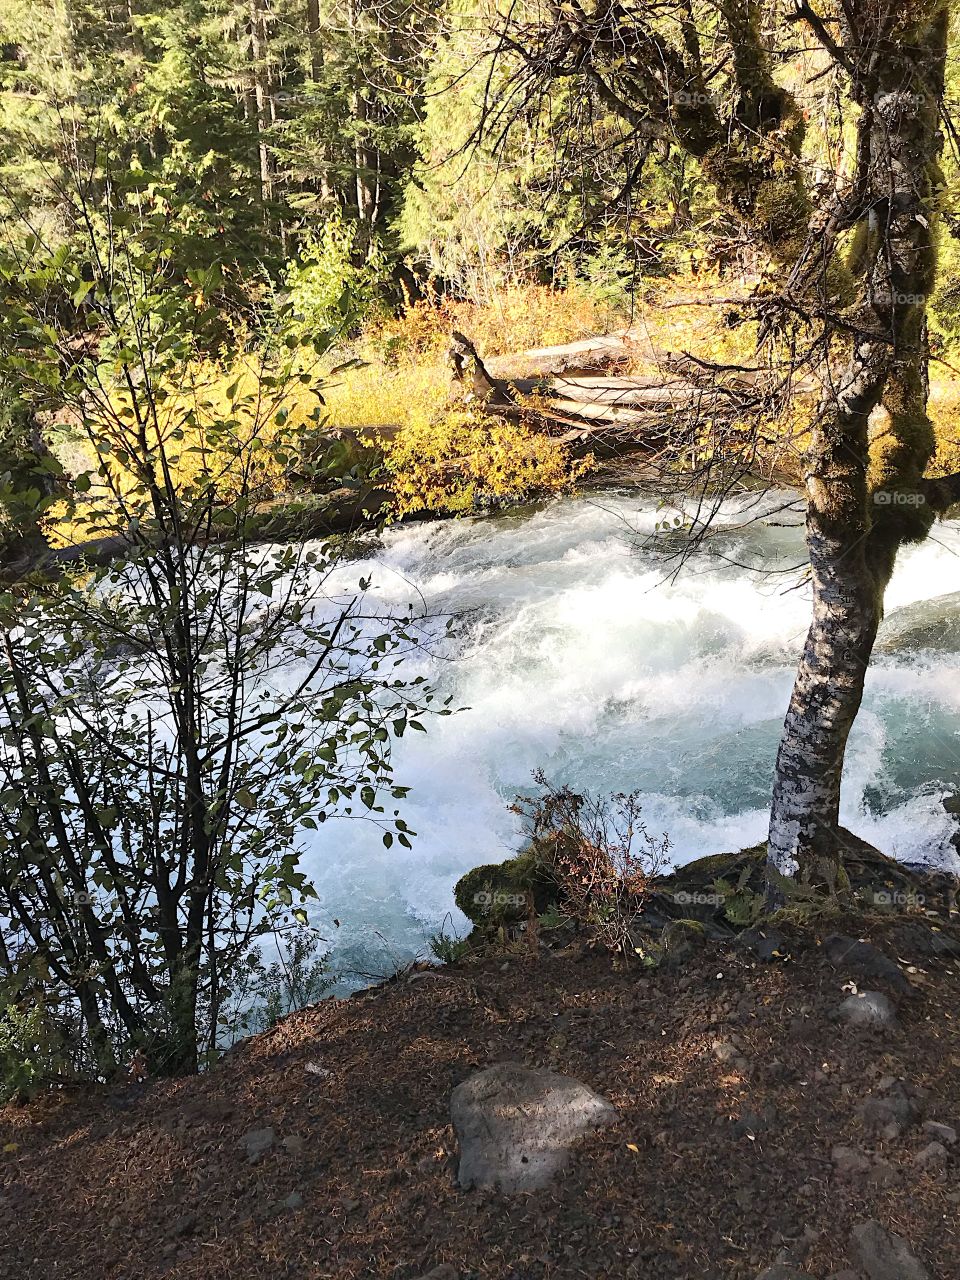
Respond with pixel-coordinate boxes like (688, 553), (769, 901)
(296, 488), (960, 982)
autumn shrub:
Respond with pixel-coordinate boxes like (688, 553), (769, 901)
(320, 341), (590, 517)
(512, 771), (671, 958)
(46, 350), (325, 545)
(365, 279), (618, 364)
(380, 404), (589, 516)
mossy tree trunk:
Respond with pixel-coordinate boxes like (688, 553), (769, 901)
(766, 2), (948, 883)
(497, 0), (952, 892)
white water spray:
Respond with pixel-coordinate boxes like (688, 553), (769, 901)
(291, 490), (960, 982)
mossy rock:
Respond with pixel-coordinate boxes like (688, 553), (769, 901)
(657, 918), (709, 969)
(454, 848), (556, 927)
(655, 846), (766, 906)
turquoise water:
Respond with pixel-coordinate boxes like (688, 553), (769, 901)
(289, 489), (960, 980)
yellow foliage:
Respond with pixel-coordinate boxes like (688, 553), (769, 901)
(364, 281), (614, 363)
(48, 354), (321, 546)
(928, 377), (960, 476)
(320, 355), (584, 516)
(377, 405), (589, 517)
(322, 287), (598, 516)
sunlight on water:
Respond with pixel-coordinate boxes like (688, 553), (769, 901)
(288, 490), (960, 983)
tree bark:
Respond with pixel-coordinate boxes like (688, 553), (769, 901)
(766, 1), (948, 884)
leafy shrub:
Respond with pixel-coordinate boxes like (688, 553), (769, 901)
(379, 404), (587, 517)
(0, 997), (73, 1102)
(284, 214), (387, 339)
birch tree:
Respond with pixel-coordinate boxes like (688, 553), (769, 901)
(483, 0), (956, 891)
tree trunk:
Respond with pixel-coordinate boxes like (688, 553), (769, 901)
(766, 2), (948, 886)
(248, 0), (274, 209)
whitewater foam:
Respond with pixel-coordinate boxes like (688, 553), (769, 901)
(294, 491), (960, 981)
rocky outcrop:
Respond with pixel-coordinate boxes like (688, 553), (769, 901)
(451, 1062), (617, 1192)
(849, 1220), (931, 1280)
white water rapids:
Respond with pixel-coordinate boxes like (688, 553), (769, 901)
(295, 488), (960, 982)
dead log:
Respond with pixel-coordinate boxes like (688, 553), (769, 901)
(449, 329), (745, 449)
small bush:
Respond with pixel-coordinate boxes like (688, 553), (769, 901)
(379, 405), (586, 517)
(428, 917), (471, 965)
(0, 997), (73, 1102)
(284, 214), (388, 338)
(512, 771), (671, 958)
(225, 927), (334, 1042)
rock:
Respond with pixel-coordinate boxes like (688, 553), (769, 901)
(850, 1220), (931, 1280)
(283, 1191), (305, 1210)
(827, 1273), (864, 1280)
(714, 1040), (740, 1063)
(738, 926), (788, 961)
(732, 1106), (777, 1138)
(451, 1062), (617, 1192)
(658, 918), (708, 967)
(914, 1141), (948, 1172)
(867, 1158), (900, 1187)
(773, 1224), (820, 1266)
(858, 1089), (920, 1135)
(889, 922), (960, 959)
(412, 1267), (459, 1280)
(921, 1120), (957, 1144)
(239, 1126), (276, 1164)
(838, 991), (898, 1028)
(832, 1145), (871, 1178)
(281, 1134), (304, 1154)
(754, 1267), (816, 1280)
(823, 935), (912, 995)
(453, 850), (553, 927)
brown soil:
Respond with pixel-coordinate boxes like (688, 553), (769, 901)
(2, 916), (959, 1280)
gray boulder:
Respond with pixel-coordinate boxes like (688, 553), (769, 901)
(239, 1126), (276, 1164)
(451, 1062), (617, 1193)
(838, 991), (898, 1028)
(850, 1220), (931, 1280)
(824, 935), (912, 995)
(922, 1120), (957, 1145)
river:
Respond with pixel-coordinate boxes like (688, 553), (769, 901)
(301, 487), (960, 982)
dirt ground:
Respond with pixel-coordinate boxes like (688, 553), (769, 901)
(2, 915), (959, 1280)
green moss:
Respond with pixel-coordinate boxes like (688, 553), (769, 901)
(453, 848), (553, 926)
(752, 176), (809, 259)
(663, 846), (765, 883)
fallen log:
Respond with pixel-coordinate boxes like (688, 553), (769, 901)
(485, 328), (655, 378)
(449, 330), (754, 453)
(0, 486), (393, 586)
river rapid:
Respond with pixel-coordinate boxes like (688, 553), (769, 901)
(294, 488), (960, 982)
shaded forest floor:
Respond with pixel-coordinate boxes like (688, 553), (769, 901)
(2, 914), (960, 1279)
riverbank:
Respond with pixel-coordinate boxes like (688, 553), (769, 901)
(3, 907), (959, 1279)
